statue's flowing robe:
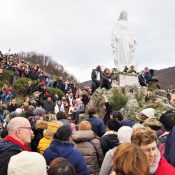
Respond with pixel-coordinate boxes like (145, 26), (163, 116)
(111, 20), (136, 70)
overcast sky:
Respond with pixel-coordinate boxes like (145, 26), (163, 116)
(0, 0), (175, 82)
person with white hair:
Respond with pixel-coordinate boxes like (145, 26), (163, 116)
(99, 126), (133, 175)
(0, 117), (33, 175)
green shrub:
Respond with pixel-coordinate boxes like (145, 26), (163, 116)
(13, 78), (31, 95)
(46, 87), (64, 99)
(0, 70), (13, 86)
(0, 80), (11, 87)
(109, 90), (128, 111)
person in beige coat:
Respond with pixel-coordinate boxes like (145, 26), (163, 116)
(72, 121), (104, 175)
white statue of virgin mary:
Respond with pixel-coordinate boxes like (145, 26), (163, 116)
(111, 11), (136, 71)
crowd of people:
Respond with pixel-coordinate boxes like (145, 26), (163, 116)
(0, 52), (175, 175)
(1, 105), (175, 175)
(0, 51), (91, 124)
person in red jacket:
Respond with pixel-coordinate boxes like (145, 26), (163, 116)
(4, 86), (13, 103)
(131, 127), (175, 175)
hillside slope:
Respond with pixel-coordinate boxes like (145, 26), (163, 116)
(18, 52), (77, 82)
(155, 66), (175, 90)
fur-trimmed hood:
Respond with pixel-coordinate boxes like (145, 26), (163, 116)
(35, 120), (48, 129)
(43, 121), (63, 139)
(143, 118), (162, 128)
(72, 130), (96, 143)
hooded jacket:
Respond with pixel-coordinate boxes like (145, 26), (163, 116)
(37, 130), (54, 154)
(37, 121), (62, 154)
(43, 139), (89, 175)
(73, 130), (104, 175)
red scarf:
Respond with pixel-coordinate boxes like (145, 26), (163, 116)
(4, 135), (30, 151)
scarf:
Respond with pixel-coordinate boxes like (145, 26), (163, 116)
(149, 151), (161, 175)
(4, 135), (30, 151)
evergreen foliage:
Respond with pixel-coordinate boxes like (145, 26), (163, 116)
(13, 78), (31, 95)
(0, 70), (13, 86)
(46, 87), (64, 99)
(109, 90), (128, 111)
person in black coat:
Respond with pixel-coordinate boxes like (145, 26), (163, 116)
(0, 117), (32, 175)
(7, 99), (18, 112)
(91, 65), (102, 93)
(41, 97), (55, 114)
(100, 68), (112, 90)
(102, 94), (113, 126)
(100, 119), (121, 155)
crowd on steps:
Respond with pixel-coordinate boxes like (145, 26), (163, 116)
(0, 51), (175, 175)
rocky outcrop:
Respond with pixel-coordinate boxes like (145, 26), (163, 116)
(86, 87), (116, 119)
(87, 76), (175, 120)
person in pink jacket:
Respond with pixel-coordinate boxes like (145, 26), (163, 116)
(131, 127), (175, 175)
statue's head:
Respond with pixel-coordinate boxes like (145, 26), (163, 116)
(118, 10), (127, 21)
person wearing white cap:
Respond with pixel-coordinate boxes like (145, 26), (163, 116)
(8, 151), (47, 175)
(140, 108), (155, 123)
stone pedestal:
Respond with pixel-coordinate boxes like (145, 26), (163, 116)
(119, 74), (139, 87)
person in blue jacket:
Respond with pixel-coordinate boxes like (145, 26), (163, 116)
(85, 107), (106, 137)
(144, 67), (152, 84)
(43, 125), (89, 175)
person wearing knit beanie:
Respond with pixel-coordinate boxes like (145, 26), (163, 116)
(140, 108), (155, 122)
(8, 151), (47, 175)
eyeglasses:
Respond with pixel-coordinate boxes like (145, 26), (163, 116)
(18, 126), (32, 130)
